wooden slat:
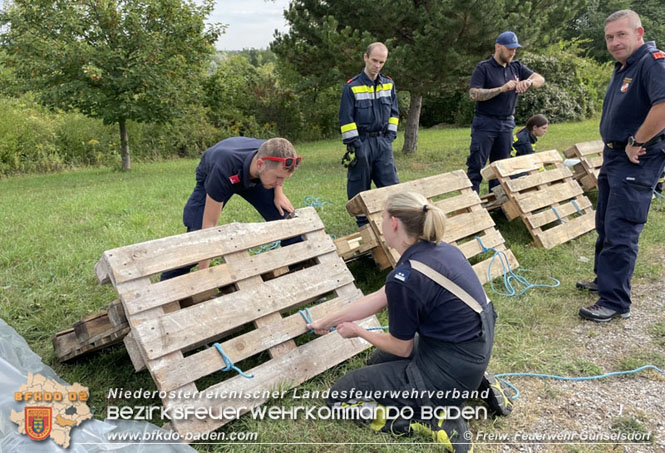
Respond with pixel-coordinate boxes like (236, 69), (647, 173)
(120, 238), (336, 316)
(535, 212), (596, 249)
(134, 263), (354, 360)
(525, 197), (593, 229)
(587, 156), (603, 168)
(98, 208), (323, 284)
(334, 225), (379, 261)
(490, 150), (562, 178)
(151, 292), (361, 392)
(165, 317), (378, 436)
(503, 166), (573, 193)
(346, 170), (471, 215)
(513, 180), (583, 214)
(473, 249), (520, 284)
(456, 229), (506, 260)
(564, 140), (603, 157)
(433, 190), (481, 215)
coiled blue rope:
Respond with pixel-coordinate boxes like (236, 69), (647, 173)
(495, 365), (664, 400)
(211, 343), (254, 379)
(298, 307), (388, 333)
(303, 196), (331, 208)
(476, 236), (560, 297)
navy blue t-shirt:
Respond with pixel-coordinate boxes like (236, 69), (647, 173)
(470, 57), (534, 117)
(198, 137), (265, 203)
(599, 42), (665, 144)
(385, 241), (486, 344)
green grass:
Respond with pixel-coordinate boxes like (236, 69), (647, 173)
(2, 119), (665, 451)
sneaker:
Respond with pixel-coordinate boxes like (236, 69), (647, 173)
(478, 372), (514, 416)
(579, 303), (630, 322)
(576, 280), (598, 292)
(406, 415), (472, 452)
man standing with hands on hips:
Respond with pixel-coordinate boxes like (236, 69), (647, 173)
(340, 42), (400, 227)
(577, 10), (665, 322)
(466, 31), (545, 193)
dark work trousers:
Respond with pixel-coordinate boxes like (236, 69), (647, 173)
(326, 303), (496, 417)
(347, 135), (400, 227)
(160, 183), (301, 281)
(593, 145), (665, 312)
(466, 115), (514, 193)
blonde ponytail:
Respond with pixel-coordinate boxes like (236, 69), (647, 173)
(385, 192), (446, 243)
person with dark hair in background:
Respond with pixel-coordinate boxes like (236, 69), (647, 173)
(512, 114), (549, 157)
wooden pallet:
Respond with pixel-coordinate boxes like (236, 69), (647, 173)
(52, 300), (129, 362)
(346, 170), (519, 284)
(480, 185), (509, 212)
(95, 207), (379, 437)
(563, 140), (604, 191)
(481, 150), (595, 249)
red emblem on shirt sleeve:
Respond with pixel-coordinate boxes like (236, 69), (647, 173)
(652, 51), (665, 59)
(229, 174), (240, 184)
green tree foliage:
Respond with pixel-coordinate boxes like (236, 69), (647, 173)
(565, 0), (665, 62)
(0, 0), (222, 170)
(271, 0), (587, 154)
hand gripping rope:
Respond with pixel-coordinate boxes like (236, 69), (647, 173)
(298, 307), (388, 333)
(475, 236), (560, 297)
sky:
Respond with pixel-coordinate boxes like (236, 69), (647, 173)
(208, 0), (292, 51)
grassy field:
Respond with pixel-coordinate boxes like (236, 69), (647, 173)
(1, 119), (664, 451)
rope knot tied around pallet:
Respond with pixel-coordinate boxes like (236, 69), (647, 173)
(475, 236), (560, 297)
(211, 343), (254, 379)
(298, 307), (388, 333)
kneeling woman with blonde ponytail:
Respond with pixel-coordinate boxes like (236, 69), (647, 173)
(308, 192), (497, 450)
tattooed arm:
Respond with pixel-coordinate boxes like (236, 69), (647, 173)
(469, 80), (517, 102)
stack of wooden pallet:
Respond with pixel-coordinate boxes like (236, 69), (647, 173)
(94, 207), (378, 437)
(481, 150), (595, 249)
(346, 170), (519, 284)
(563, 140), (604, 191)
(52, 299), (129, 362)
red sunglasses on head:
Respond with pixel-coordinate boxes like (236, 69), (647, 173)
(260, 155), (303, 169)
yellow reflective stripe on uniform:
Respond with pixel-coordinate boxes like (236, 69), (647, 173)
(350, 83), (393, 94)
(341, 122), (357, 133)
(511, 134), (518, 157)
(389, 117), (399, 126)
(513, 133), (518, 143)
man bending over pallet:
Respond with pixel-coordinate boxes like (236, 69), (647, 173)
(161, 137), (302, 280)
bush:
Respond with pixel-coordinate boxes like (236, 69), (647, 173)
(420, 40), (611, 127)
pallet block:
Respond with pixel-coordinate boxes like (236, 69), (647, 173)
(481, 150), (596, 249)
(480, 185), (509, 212)
(52, 300), (130, 362)
(95, 207), (379, 437)
(563, 140), (604, 191)
(346, 170), (519, 284)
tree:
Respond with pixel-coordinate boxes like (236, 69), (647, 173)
(272, 0), (587, 153)
(0, 0), (222, 170)
(565, 0), (665, 63)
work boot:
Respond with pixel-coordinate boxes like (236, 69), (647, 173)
(403, 414), (473, 452)
(478, 371), (514, 416)
(576, 280), (598, 292)
(579, 303), (630, 322)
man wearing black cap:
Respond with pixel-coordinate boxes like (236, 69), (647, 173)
(466, 31), (545, 193)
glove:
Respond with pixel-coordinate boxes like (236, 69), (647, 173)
(341, 144), (358, 168)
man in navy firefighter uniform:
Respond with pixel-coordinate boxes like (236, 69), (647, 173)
(577, 10), (665, 322)
(160, 137), (302, 281)
(340, 42), (400, 226)
(466, 31), (545, 193)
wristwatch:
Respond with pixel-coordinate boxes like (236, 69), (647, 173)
(627, 135), (645, 147)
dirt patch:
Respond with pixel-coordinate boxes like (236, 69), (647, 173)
(475, 278), (665, 453)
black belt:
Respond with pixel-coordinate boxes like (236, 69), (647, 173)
(361, 131), (384, 137)
(606, 134), (665, 149)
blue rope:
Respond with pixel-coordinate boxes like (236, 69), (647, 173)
(551, 206), (566, 223)
(476, 237), (560, 297)
(571, 199), (582, 215)
(249, 241), (280, 255)
(211, 343), (254, 379)
(654, 189), (665, 200)
(298, 307), (388, 333)
(495, 365), (664, 401)
(303, 196), (331, 208)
